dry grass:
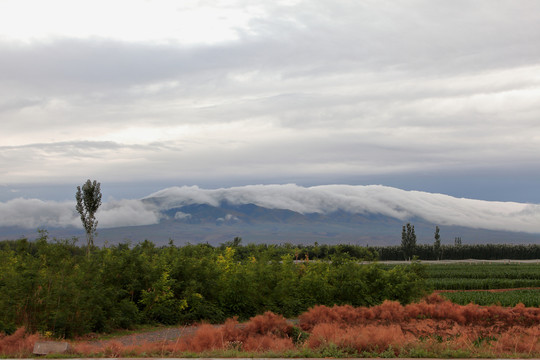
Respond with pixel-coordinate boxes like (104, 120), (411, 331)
(0, 327), (40, 358)
(2, 295), (539, 358)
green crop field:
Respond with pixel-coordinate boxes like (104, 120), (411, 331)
(440, 289), (540, 307)
(424, 263), (540, 290)
(420, 262), (540, 306)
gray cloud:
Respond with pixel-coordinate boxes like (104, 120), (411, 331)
(1, 1), (539, 201)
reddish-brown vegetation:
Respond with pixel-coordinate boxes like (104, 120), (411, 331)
(72, 311), (296, 355)
(298, 294), (540, 356)
(0, 327), (40, 357)
(299, 293), (540, 331)
(308, 323), (411, 353)
(2, 295), (539, 357)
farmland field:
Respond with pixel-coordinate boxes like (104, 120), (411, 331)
(424, 262), (540, 290)
(440, 288), (540, 307)
(420, 262), (540, 306)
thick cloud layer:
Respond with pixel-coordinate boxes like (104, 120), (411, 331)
(0, 198), (160, 229)
(146, 184), (540, 233)
(1, 1), (539, 202)
(0, 198), (80, 229)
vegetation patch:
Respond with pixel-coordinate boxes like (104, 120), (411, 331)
(0, 236), (425, 338)
(3, 295), (538, 358)
(441, 289), (540, 307)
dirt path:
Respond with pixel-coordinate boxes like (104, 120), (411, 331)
(90, 325), (201, 346)
(89, 322), (256, 346)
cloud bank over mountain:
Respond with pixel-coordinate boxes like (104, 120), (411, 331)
(0, 198), (159, 230)
(145, 185), (540, 233)
(1, 184), (538, 234)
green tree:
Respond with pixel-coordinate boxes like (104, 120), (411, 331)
(433, 226), (442, 260)
(76, 179), (102, 254)
(401, 223), (417, 260)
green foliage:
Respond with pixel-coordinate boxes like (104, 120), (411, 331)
(373, 243), (540, 260)
(75, 179), (102, 254)
(139, 269), (187, 324)
(0, 236), (427, 338)
(425, 263), (540, 290)
(441, 289), (540, 307)
(289, 325), (310, 345)
(433, 226), (442, 260)
(401, 223), (417, 260)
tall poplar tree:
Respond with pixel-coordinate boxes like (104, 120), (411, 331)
(76, 179), (102, 254)
(401, 222), (417, 260)
(433, 226), (442, 260)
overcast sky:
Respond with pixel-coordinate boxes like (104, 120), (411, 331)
(1, 0), (539, 204)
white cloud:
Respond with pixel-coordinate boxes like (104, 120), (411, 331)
(0, 0), (261, 45)
(0, 198), (160, 229)
(97, 199), (161, 228)
(0, 198), (79, 228)
(174, 211), (192, 220)
(145, 184), (540, 233)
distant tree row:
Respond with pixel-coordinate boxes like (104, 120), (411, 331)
(391, 223), (539, 261)
(218, 237), (540, 261)
(372, 243), (540, 261)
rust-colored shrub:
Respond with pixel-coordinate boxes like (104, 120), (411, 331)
(299, 304), (373, 331)
(307, 323), (410, 353)
(169, 312), (296, 353)
(424, 293), (446, 304)
(221, 317), (242, 340)
(242, 334), (295, 352)
(307, 323), (344, 349)
(298, 305), (339, 331)
(67, 300), (540, 358)
(184, 324), (226, 352)
(372, 300), (405, 322)
(73, 342), (102, 355)
(493, 326), (540, 354)
(244, 311), (292, 336)
(0, 327), (39, 357)
(103, 340), (123, 358)
(300, 294), (540, 332)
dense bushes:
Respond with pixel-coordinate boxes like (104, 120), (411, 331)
(0, 235), (426, 338)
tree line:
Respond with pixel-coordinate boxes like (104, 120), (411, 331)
(225, 239), (540, 261)
(373, 243), (540, 261)
(289, 242), (540, 261)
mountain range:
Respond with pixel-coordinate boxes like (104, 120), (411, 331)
(1, 184), (539, 246)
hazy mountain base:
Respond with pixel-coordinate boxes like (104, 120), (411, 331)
(2, 214), (539, 247)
